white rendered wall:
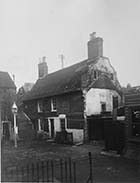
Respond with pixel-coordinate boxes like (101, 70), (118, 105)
(66, 129), (84, 143)
(48, 117), (84, 143)
(85, 88), (120, 116)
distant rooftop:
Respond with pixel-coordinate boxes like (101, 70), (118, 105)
(0, 71), (16, 89)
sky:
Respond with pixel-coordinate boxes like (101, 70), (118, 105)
(1, 0), (140, 89)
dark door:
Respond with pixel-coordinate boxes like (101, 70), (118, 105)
(88, 118), (104, 140)
(50, 119), (54, 138)
(60, 118), (66, 131)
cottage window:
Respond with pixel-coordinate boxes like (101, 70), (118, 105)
(101, 102), (106, 112)
(38, 118), (49, 132)
(51, 98), (57, 112)
(37, 100), (43, 112)
(110, 73), (114, 80)
(94, 70), (98, 79)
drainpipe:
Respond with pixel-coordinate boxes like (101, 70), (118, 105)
(83, 89), (89, 143)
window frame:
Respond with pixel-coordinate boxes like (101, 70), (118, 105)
(93, 70), (98, 80)
(59, 114), (67, 131)
(51, 98), (57, 112)
(101, 102), (106, 112)
(37, 100), (43, 113)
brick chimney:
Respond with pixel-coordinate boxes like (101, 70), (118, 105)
(87, 32), (103, 60)
(38, 56), (48, 79)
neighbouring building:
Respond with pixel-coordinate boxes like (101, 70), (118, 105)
(22, 32), (122, 144)
(16, 82), (34, 110)
(123, 86), (140, 143)
(16, 82), (35, 142)
(0, 71), (16, 140)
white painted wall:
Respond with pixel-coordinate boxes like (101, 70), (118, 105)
(66, 129), (84, 143)
(85, 88), (121, 116)
(48, 116), (84, 143)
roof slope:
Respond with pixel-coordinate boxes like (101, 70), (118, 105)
(23, 59), (89, 101)
(0, 71), (16, 89)
(23, 58), (121, 101)
(92, 74), (119, 91)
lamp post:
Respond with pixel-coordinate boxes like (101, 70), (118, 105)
(12, 102), (18, 148)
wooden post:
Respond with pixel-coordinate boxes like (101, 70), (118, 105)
(73, 162), (76, 183)
(47, 160), (49, 182)
(0, 103), (2, 183)
(41, 161), (44, 182)
(51, 160), (54, 182)
(32, 163), (34, 182)
(124, 106), (132, 153)
(60, 159), (63, 182)
(69, 158), (72, 183)
(65, 160), (67, 182)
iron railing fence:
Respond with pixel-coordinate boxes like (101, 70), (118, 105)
(2, 152), (93, 183)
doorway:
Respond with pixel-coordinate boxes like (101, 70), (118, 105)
(87, 117), (104, 140)
(50, 119), (54, 138)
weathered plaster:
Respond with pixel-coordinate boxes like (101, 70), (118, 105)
(85, 88), (121, 116)
(93, 57), (115, 73)
(48, 116), (84, 143)
(66, 129), (84, 143)
(88, 57), (121, 89)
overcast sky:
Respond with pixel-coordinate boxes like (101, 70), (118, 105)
(1, 0), (140, 89)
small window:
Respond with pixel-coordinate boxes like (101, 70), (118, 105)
(94, 70), (98, 79)
(38, 118), (49, 132)
(37, 100), (43, 112)
(51, 98), (57, 111)
(110, 73), (114, 80)
(101, 103), (106, 112)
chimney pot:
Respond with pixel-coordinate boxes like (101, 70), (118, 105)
(42, 56), (46, 62)
(90, 32), (96, 40)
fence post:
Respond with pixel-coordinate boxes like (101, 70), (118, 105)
(32, 163), (34, 182)
(47, 160), (49, 182)
(41, 161), (44, 182)
(65, 160), (68, 182)
(60, 159), (63, 182)
(5, 167), (8, 181)
(69, 157), (72, 183)
(16, 166), (18, 182)
(11, 168), (13, 181)
(21, 167), (24, 182)
(27, 164), (29, 182)
(87, 152), (93, 183)
(73, 161), (76, 183)
(37, 162), (39, 182)
(51, 160), (54, 182)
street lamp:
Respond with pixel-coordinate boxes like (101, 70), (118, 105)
(12, 102), (18, 148)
